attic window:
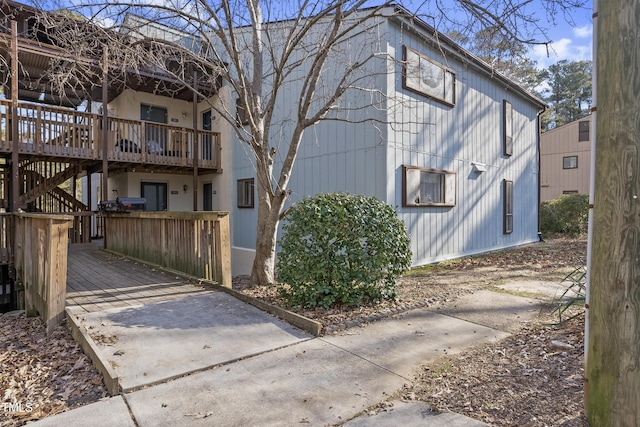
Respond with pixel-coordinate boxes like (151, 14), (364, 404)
(402, 46), (455, 106)
(236, 98), (249, 126)
(402, 165), (456, 207)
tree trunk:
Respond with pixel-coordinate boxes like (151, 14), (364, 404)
(587, 0), (640, 424)
(250, 187), (286, 285)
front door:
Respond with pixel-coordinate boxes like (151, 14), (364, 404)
(203, 182), (213, 211)
(141, 182), (167, 211)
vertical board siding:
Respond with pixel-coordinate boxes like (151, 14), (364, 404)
(386, 19), (542, 266)
(104, 212), (231, 287)
(229, 12), (542, 267)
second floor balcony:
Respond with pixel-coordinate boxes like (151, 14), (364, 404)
(0, 99), (222, 172)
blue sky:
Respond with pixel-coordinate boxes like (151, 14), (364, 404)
(530, 6), (593, 68)
(400, 0), (593, 69)
(56, 0), (593, 70)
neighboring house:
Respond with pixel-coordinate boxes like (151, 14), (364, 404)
(0, 2), (545, 276)
(540, 117), (592, 201)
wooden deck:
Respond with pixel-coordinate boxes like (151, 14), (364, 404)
(66, 241), (216, 314)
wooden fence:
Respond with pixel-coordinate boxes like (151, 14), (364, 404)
(13, 213), (72, 335)
(104, 211), (231, 288)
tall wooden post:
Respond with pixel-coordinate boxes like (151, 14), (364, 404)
(587, 0), (640, 424)
(10, 21), (19, 213)
(193, 70), (199, 211)
(101, 47), (109, 203)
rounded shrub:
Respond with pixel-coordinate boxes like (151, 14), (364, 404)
(540, 193), (589, 237)
(276, 193), (412, 309)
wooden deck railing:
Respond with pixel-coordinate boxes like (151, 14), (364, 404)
(13, 213), (72, 335)
(63, 211), (94, 244)
(0, 100), (221, 170)
(103, 211), (231, 287)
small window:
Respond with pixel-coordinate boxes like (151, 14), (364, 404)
(402, 165), (456, 207)
(563, 156), (578, 169)
(503, 179), (513, 234)
(237, 178), (254, 208)
(579, 120), (590, 142)
(563, 190), (579, 194)
(503, 100), (513, 156)
(236, 98), (249, 126)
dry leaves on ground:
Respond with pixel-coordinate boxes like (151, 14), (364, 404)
(235, 238), (587, 332)
(399, 313), (586, 426)
(0, 315), (108, 427)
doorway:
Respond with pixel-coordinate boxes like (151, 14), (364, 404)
(141, 182), (167, 211)
(203, 182), (212, 211)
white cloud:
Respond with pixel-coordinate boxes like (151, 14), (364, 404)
(531, 37), (592, 69)
(573, 25), (593, 38)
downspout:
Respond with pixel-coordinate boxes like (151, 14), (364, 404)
(537, 107), (545, 242)
(584, 0), (598, 410)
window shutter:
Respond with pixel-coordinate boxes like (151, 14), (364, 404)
(444, 172), (456, 206)
(503, 101), (513, 156)
(503, 179), (513, 234)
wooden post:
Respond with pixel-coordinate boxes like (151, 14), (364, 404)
(101, 48), (109, 203)
(587, 0), (640, 423)
(193, 70), (199, 211)
(10, 21), (19, 213)
(87, 171), (93, 237)
(214, 213), (232, 288)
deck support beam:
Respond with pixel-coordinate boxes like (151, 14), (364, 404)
(192, 70), (199, 211)
(101, 47), (109, 204)
(10, 21), (19, 213)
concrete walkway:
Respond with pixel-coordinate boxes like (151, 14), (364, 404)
(26, 276), (561, 427)
(24, 243), (569, 426)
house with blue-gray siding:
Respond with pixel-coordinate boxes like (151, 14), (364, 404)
(230, 6), (546, 274)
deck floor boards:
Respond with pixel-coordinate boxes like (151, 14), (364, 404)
(66, 241), (214, 314)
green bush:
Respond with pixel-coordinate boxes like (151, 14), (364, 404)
(540, 194), (589, 237)
(276, 193), (412, 309)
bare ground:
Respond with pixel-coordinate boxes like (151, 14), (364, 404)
(0, 237), (587, 426)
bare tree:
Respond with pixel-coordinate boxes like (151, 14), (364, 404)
(27, 0), (587, 288)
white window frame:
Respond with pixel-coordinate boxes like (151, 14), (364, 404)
(402, 165), (456, 207)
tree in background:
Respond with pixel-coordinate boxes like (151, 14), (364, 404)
(539, 60), (592, 130)
(448, 27), (544, 93)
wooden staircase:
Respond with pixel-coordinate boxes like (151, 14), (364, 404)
(17, 160), (86, 212)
